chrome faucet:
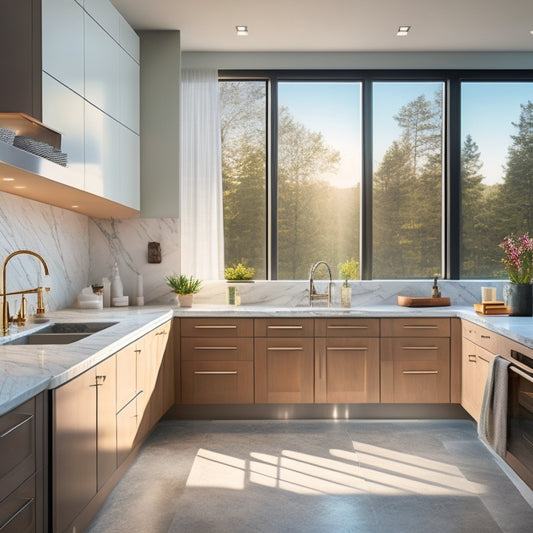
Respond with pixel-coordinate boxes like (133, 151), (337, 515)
(1, 250), (50, 335)
(309, 261), (332, 307)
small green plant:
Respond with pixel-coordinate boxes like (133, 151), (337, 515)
(225, 263), (255, 281)
(338, 258), (359, 287)
(165, 274), (202, 294)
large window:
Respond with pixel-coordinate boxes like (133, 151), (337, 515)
(372, 82), (444, 279)
(220, 72), (533, 280)
(460, 82), (533, 278)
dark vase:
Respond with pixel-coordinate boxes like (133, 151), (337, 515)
(503, 282), (532, 316)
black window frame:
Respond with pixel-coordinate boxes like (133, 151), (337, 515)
(219, 69), (533, 280)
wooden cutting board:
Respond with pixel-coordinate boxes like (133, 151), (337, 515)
(397, 296), (451, 307)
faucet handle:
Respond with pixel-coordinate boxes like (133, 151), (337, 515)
(36, 287), (47, 315)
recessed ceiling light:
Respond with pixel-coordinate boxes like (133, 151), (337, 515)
(530, 29), (533, 35)
(397, 25), (411, 36)
(236, 25), (248, 36)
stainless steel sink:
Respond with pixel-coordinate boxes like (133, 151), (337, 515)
(2, 321), (118, 345)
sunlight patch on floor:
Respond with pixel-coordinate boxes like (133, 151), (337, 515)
(185, 442), (487, 496)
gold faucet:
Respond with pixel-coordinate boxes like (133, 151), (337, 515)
(1, 250), (50, 335)
(309, 261), (332, 307)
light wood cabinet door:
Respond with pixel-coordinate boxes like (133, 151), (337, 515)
(255, 338), (314, 403)
(461, 337), (494, 421)
(381, 337), (450, 403)
(96, 356), (116, 491)
(53, 368), (97, 533)
(315, 338), (380, 403)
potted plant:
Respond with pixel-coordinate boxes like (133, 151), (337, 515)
(338, 258), (359, 308)
(165, 273), (202, 307)
(224, 263), (255, 305)
(499, 233), (533, 315)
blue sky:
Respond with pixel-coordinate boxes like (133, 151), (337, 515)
(279, 81), (533, 187)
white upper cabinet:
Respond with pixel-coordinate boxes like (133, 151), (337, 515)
(118, 47), (140, 133)
(42, 0), (85, 97)
(84, 0), (120, 42)
(42, 73), (85, 190)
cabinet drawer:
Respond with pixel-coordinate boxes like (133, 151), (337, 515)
(315, 318), (379, 337)
(0, 474), (35, 533)
(181, 361), (254, 404)
(381, 338), (450, 403)
(255, 318), (314, 337)
(381, 318), (450, 337)
(181, 318), (253, 338)
(181, 338), (253, 361)
(381, 337), (450, 362)
(461, 320), (506, 355)
(0, 398), (35, 503)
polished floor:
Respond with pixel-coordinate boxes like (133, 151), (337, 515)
(87, 419), (533, 533)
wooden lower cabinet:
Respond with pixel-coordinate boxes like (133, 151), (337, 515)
(52, 368), (97, 533)
(381, 318), (451, 403)
(0, 394), (44, 533)
(315, 337), (380, 403)
(461, 337), (494, 420)
(52, 320), (172, 533)
(180, 318), (254, 404)
(255, 337), (314, 403)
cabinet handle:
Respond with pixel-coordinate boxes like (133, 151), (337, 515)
(96, 375), (106, 383)
(156, 330), (168, 335)
(402, 325), (439, 329)
(481, 335), (491, 339)
(0, 414), (33, 439)
(134, 349), (142, 354)
(468, 354), (477, 362)
(194, 371), (238, 375)
(267, 325), (303, 329)
(194, 346), (237, 350)
(267, 346), (303, 351)
(194, 325), (237, 329)
(327, 325), (368, 329)
(0, 497), (34, 530)
(401, 346), (438, 350)
(327, 347), (368, 351)
(402, 370), (439, 375)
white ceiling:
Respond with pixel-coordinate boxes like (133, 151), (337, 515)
(109, 0), (533, 52)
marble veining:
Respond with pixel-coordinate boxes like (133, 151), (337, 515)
(0, 191), (89, 311)
(89, 217), (180, 305)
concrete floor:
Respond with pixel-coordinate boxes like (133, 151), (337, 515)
(87, 419), (533, 533)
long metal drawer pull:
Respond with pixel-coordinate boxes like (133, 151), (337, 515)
(402, 325), (439, 329)
(402, 346), (438, 350)
(194, 325), (237, 329)
(481, 334), (491, 339)
(156, 330), (168, 335)
(0, 497), (34, 530)
(402, 370), (439, 375)
(194, 371), (238, 375)
(0, 414), (33, 439)
(194, 346), (237, 350)
(267, 347), (303, 351)
(267, 325), (303, 329)
(327, 325), (368, 329)
(327, 347), (368, 351)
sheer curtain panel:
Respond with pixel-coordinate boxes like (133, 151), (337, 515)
(180, 68), (224, 279)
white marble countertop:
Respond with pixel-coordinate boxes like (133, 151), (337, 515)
(2, 302), (533, 416)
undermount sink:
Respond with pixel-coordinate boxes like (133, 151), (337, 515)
(2, 321), (118, 345)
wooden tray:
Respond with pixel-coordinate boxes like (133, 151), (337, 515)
(397, 296), (451, 307)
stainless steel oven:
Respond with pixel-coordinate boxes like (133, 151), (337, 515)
(507, 350), (533, 490)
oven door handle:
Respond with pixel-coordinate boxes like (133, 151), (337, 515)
(510, 364), (533, 383)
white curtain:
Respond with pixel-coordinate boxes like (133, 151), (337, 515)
(180, 69), (224, 279)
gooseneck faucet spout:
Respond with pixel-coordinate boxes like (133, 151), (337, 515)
(309, 261), (332, 307)
(2, 250), (50, 335)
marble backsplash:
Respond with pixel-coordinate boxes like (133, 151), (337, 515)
(0, 190), (514, 313)
(0, 192), (89, 312)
